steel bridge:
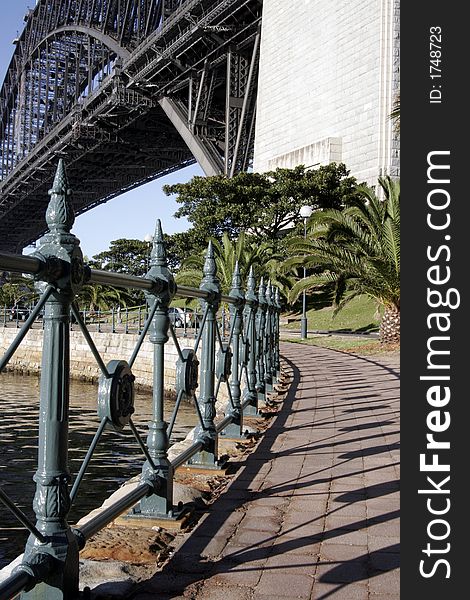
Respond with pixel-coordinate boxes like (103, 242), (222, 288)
(0, 0), (262, 252)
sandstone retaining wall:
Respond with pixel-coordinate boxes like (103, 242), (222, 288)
(0, 327), (195, 391)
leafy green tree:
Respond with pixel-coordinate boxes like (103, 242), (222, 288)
(89, 239), (151, 276)
(284, 176), (400, 343)
(162, 232), (199, 271)
(164, 163), (361, 249)
(88, 238), (157, 306)
(0, 275), (36, 307)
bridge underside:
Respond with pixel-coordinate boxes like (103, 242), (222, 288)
(0, 103), (194, 252)
(0, 0), (262, 252)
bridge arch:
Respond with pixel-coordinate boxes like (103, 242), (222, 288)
(33, 26), (132, 61)
(2, 27), (132, 173)
(0, 0), (261, 252)
(1, 1), (173, 177)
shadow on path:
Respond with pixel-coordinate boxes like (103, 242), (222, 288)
(101, 343), (400, 600)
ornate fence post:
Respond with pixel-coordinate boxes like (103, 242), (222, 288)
(242, 267), (259, 416)
(274, 287), (282, 382)
(18, 161), (85, 599)
(255, 277), (267, 406)
(188, 242), (222, 469)
(221, 262), (245, 438)
(131, 220), (177, 519)
(268, 283), (277, 385)
(264, 281), (274, 393)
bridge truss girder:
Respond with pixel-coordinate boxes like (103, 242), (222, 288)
(0, 0), (262, 252)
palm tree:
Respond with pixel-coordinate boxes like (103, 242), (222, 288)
(175, 231), (292, 298)
(284, 176), (400, 343)
(77, 283), (130, 313)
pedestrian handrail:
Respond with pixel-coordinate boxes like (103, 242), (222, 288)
(1, 302), (224, 336)
(0, 160), (281, 600)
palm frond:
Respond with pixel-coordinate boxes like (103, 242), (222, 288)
(283, 176), (400, 314)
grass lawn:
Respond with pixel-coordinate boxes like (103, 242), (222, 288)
(283, 295), (380, 333)
(284, 335), (399, 357)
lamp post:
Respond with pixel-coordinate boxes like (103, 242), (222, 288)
(299, 205), (313, 339)
(144, 233), (153, 270)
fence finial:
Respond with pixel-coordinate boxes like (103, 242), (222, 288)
(247, 265), (256, 294)
(46, 159), (75, 232)
(266, 280), (272, 304)
(231, 260), (241, 290)
(150, 219), (166, 267)
(258, 276), (266, 299)
(203, 240), (217, 279)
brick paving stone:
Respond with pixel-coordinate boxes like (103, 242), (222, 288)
(366, 519), (400, 538)
(228, 477), (261, 491)
(290, 494), (330, 507)
(197, 586), (254, 600)
(194, 518), (243, 542)
(139, 572), (198, 595)
(368, 506), (397, 519)
(319, 543), (368, 562)
(369, 549), (400, 571)
(265, 550), (319, 570)
(368, 570), (400, 596)
(310, 582), (369, 600)
(368, 535), (400, 553)
(330, 501), (367, 518)
(243, 505), (281, 519)
(197, 534), (230, 557)
(208, 565), (263, 587)
(279, 521), (325, 539)
(238, 515), (281, 532)
(329, 529), (369, 547)
(314, 561), (370, 584)
(132, 594), (187, 600)
(256, 571), (314, 598)
(366, 497), (400, 510)
(282, 505), (327, 524)
(325, 514), (367, 532)
(169, 553), (215, 574)
(220, 544), (271, 564)
(231, 528), (275, 547)
(249, 495), (290, 507)
(269, 539), (322, 557)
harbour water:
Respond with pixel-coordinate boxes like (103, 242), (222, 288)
(0, 371), (198, 568)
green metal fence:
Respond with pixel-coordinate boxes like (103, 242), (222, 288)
(0, 161), (280, 599)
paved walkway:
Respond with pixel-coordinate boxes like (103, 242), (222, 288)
(130, 342), (400, 600)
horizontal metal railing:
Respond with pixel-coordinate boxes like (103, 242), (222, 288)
(0, 161), (281, 600)
(1, 300), (232, 337)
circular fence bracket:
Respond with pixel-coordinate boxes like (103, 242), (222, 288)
(98, 360), (136, 431)
(216, 346), (233, 382)
(176, 348), (199, 396)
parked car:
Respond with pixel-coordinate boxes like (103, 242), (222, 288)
(9, 305), (31, 321)
(168, 307), (191, 328)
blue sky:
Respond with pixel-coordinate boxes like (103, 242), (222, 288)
(0, 2), (202, 258)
